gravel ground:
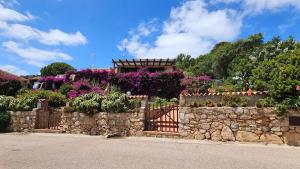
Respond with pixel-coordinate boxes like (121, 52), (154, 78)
(0, 133), (300, 169)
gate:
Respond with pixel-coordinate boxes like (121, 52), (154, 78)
(145, 103), (179, 132)
(35, 110), (61, 130)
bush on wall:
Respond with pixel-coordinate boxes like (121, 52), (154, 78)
(5, 90), (66, 111)
(101, 87), (131, 113)
(72, 93), (102, 114)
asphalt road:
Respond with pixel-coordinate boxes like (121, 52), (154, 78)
(0, 133), (300, 169)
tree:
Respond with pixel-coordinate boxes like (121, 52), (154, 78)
(251, 49), (300, 115)
(175, 54), (195, 71)
(40, 62), (75, 77)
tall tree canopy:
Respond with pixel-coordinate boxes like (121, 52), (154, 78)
(40, 62), (75, 77)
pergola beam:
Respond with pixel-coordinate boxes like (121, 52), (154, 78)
(118, 59), (125, 66)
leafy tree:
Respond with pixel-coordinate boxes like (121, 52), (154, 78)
(40, 62), (75, 77)
(252, 49), (300, 115)
(175, 53), (195, 71)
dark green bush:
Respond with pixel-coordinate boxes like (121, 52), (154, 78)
(59, 84), (72, 96)
(48, 92), (66, 107)
(40, 62), (75, 77)
(0, 111), (11, 132)
(0, 80), (22, 96)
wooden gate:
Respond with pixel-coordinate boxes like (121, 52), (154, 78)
(145, 103), (179, 132)
(35, 110), (61, 130)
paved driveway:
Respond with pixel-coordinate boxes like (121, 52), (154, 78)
(0, 133), (300, 169)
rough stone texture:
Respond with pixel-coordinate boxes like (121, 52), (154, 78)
(8, 109), (37, 132)
(221, 126), (235, 141)
(236, 131), (259, 142)
(61, 111), (144, 136)
(260, 133), (283, 144)
(179, 107), (300, 145)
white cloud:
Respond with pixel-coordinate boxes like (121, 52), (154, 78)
(243, 0), (300, 13)
(0, 22), (87, 46)
(2, 41), (72, 67)
(211, 0), (300, 13)
(0, 4), (34, 22)
(0, 64), (27, 75)
(0, 4), (87, 46)
(210, 0), (241, 4)
(119, 0), (242, 58)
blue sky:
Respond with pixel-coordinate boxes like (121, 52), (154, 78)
(0, 0), (300, 75)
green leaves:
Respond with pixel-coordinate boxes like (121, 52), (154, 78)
(101, 89), (130, 113)
(72, 93), (102, 114)
(40, 62), (75, 77)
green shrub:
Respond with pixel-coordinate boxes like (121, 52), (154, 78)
(9, 90), (66, 111)
(153, 97), (168, 106)
(102, 89), (130, 113)
(275, 103), (288, 116)
(239, 97), (250, 107)
(48, 92), (66, 107)
(221, 95), (240, 107)
(73, 93), (102, 114)
(0, 111), (11, 132)
(170, 98), (178, 103)
(59, 84), (72, 96)
(256, 98), (275, 108)
(0, 95), (15, 111)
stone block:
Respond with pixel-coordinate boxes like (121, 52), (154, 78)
(221, 126), (235, 141)
(211, 130), (221, 141)
(283, 132), (300, 146)
(236, 131), (259, 142)
(260, 133), (283, 144)
(271, 127), (281, 132)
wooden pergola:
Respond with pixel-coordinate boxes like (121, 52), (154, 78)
(112, 59), (176, 68)
(112, 59), (176, 73)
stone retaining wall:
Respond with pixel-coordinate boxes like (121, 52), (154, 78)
(61, 111), (144, 136)
(8, 109), (37, 132)
(179, 107), (300, 146)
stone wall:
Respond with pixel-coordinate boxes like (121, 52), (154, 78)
(8, 109), (37, 132)
(180, 94), (263, 107)
(179, 107), (300, 146)
(61, 111), (144, 136)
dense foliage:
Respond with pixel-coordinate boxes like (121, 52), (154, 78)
(176, 33), (300, 115)
(1, 90), (66, 111)
(72, 93), (102, 114)
(0, 95), (13, 131)
(40, 62), (75, 77)
(101, 87), (131, 113)
(59, 84), (72, 96)
(181, 75), (212, 93)
(0, 111), (10, 132)
(0, 71), (22, 96)
(111, 69), (184, 99)
(64, 68), (184, 99)
(68, 80), (103, 99)
(38, 76), (64, 90)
